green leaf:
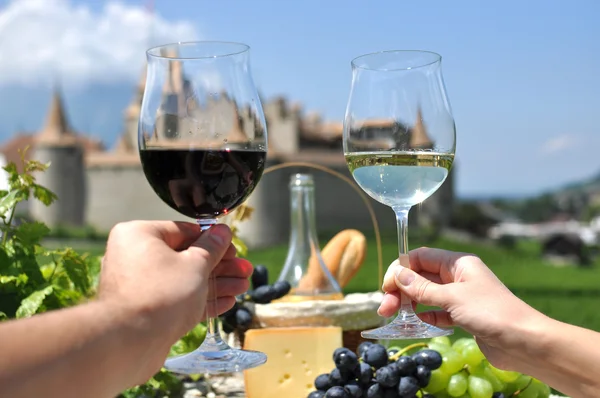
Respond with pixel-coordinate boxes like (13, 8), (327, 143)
(0, 311), (6, 320)
(0, 274), (28, 286)
(0, 189), (19, 218)
(60, 249), (91, 295)
(12, 246), (44, 284)
(0, 249), (11, 273)
(13, 221), (50, 247)
(16, 285), (53, 318)
(232, 235), (248, 257)
(169, 323), (207, 357)
(32, 184), (57, 206)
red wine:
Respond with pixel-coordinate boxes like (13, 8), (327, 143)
(140, 149), (266, 219)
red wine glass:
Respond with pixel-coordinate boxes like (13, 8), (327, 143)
(138, 41), (268, 374)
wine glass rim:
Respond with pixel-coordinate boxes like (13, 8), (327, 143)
(146, 41), (250, 60)
(351, 50), (442, 71)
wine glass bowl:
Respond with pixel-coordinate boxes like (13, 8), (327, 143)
(138, 41), (268, 373)
(343, 50), (456, 339)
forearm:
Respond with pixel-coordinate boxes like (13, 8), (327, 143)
(509, 315), (600, 398)
(0, 301), (159, 398)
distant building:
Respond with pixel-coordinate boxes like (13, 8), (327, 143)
(0, 63), (455, 249)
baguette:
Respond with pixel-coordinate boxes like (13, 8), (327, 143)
(299, 229), (367, 290)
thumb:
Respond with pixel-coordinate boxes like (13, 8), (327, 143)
(185, 224), (232, 271)
(395, 266), (448, 308)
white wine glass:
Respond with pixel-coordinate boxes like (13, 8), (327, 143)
(343, 50), (456, 339)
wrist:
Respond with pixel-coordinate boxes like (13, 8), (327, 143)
(500, 308), (554, 373)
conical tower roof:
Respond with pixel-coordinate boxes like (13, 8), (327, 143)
(36, 87), (77, 145)
(410, 107), (433, 149)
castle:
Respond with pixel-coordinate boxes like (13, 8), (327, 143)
(0, 65), (455, 249)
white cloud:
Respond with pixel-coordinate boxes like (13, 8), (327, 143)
(0, 0), (200, 86)
(540, 134), (577, 155)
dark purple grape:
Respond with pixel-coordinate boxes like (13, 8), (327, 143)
(325, 386), (351, 398)
(235, 306), (253, 329)
(492, 393), (506, 398)
(356, 362), (373, 385)
(334, 347), (352, 363)
(394, 355), (417, 376)
(357, 341), (374, 358)
(344, 381), (363, 398)
(251, 265), (269, 289)
(375, 365), (401, 388)
(249, 285), (278, 304)
(308, 391), (326, 398)
(272, 280), (291, 298)
(363, 344), (389, 369)
(329, 368), (353, 386)
(315, 373), (332, 391)
(414, 364), (431, 387)
(411, 349), (443, 370)
(382, 388), (398, 398)
(336, 350), (359, 371)
(366, 384), (383, 398)
(397, 376), (419, 397)
(387, 348), (399, 358)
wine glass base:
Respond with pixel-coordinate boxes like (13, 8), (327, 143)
(164, 348), (267, 375)
(362, 312), (453, 340)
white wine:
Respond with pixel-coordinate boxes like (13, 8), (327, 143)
(345, 151), (454, 208)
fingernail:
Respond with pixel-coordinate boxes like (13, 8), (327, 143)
(395, 267), (415, 286)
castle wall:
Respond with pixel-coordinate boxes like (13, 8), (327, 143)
(85, 163), (188, 231)
(31, 144), (86, 227)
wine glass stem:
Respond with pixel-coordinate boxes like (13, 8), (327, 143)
(197, 219), (227, 349)
(393, 206), (414, 312)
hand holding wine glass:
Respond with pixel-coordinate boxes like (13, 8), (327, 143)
(343, 50), (456, 339)
(138, 41), (268, 373)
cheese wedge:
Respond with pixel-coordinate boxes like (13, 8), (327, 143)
(243, 327), (343, 398)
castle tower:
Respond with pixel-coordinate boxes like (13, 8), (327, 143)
(30, 87), (86, 227)
(121, 67), (147, 152)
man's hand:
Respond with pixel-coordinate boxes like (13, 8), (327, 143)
(98, 220), (252, 384)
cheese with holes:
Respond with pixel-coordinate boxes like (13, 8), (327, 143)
(243, 327), (343, 398)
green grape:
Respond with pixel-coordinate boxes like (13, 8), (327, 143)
(462, 343), (486, 367)
(532, 378), (551, 398)
(488, 363), (520, 383)
(428, 341), (452, 354)
(423, 368), (451, 394)
(430, 336), (452, 346)
(513, 375), (533, 390)
(481, 363), (506, 392)
(447, 370), (469, 397)
(467, 374), (494, 398)
(452, 338), (476, 353)
(440, 348), (465, 374)
(517, 382), (541, 398)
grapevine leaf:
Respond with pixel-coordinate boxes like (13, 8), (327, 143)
(0, 274), (28, 286)
(32, 184), (57, 206)
(0, 311), (6, 320)
(0, 249), (11, 273)
(0, 189), (19, 217)
(13, 221), (50, 247)
(12, 246), (44, 284)
(16, 285), (54, 318)
(60, 249), (91, 295)
(232, 235), (248, 257)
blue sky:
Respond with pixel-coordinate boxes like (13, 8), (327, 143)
(0, 0), (598, 198)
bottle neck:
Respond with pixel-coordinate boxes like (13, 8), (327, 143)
(288, 185), (319, 250)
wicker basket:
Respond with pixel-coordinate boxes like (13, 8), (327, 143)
(229, 161), (385, 353)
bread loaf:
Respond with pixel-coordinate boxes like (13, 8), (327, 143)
(299, 229), (367, 290)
